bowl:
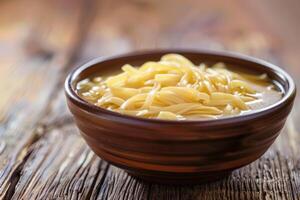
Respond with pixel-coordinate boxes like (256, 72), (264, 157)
(65, 50), (296, 184)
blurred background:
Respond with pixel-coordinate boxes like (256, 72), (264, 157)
(1, 0), (300, 61)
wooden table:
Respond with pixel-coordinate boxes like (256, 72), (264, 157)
(1, 0), (299, 199)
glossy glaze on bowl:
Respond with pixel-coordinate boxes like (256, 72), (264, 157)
(65, 50), (296, 184)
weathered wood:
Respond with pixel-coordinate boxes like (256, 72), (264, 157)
(0, 0), (300, 199)
(0, 0), (95, 198)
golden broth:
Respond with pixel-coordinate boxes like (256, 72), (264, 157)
(76, 54), (282, 120)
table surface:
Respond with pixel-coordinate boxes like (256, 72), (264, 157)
(1, 0), (300, 199)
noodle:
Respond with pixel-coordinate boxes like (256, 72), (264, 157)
(76, 54), (276, 120)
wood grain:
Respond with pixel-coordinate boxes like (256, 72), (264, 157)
(0, 0), (95, 198)
(0, 0), (299, 199)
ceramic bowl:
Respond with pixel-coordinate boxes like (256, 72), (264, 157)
(65, 50), (296, 184)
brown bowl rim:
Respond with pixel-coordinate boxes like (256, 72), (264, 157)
(65, 49), (296, 126)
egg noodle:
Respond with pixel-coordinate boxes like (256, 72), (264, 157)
(76, 54), (271, 120)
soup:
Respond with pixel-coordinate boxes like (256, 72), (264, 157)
(76, 54), (282, 120)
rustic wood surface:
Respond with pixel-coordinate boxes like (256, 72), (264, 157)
(0, 0), (299, 199)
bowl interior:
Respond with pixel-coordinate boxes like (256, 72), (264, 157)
(67, 50), (295, 123)
(71, 51), (290, 92)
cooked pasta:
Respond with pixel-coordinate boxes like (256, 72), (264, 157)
(76, 54), (279, 120)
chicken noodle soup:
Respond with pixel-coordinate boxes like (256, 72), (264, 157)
(76, 54), (282, 120)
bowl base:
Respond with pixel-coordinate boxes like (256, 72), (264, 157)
(126, 170), (232, 185)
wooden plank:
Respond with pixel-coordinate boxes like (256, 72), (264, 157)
(0, 0), (299, 199)
(0, 0), (96, 198)
(10, 125), (109, 199)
